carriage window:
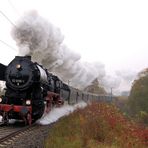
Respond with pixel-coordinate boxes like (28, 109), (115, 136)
(51, 79), (54, 86)
(56, 81), (60, 88)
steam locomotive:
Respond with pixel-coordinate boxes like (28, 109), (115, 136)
(0, 56), (71, 125)
(0, 56), (112, 125)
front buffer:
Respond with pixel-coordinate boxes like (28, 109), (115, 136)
(0, 99), (32, 125)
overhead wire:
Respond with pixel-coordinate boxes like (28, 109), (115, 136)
(0, 10), (16, 28)
(0, 9), (17, 52)
(7, 0), (20, 17)
(0, 39), (17, 51)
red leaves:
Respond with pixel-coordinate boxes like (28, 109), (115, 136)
(46, 102), (148, 147)
(79, 102), (148, 147)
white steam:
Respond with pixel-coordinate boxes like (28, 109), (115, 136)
(115, 70), (137, 93)
(37, 101), (87, 125)
(102, 75), (121, 89)
(11, 11), (105, 89)
(101, 70), (137, 94)
(115, 70), (137, 83)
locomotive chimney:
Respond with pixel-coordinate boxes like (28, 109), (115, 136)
(25, 55), (31, 60)
(15, 56), (31, 60)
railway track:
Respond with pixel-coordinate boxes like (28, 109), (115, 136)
(0, 123), (37, 148)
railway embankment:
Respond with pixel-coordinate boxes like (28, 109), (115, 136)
(45, 102), (148, 148)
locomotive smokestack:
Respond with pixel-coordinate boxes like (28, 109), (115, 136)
(25, 55), (31, 60)
(15, 56), (31, 60)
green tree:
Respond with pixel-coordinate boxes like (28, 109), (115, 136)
(128, 68), (148, 117)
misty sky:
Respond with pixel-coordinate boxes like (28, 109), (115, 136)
(0, 0), (148, 93)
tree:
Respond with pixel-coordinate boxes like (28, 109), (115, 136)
(128, 68), (148, 116)
(84, 79), (106, 94)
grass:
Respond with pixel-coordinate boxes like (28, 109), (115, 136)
(45, 102), (148, 148)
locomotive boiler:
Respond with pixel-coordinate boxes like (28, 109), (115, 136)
(0, 56), (70, 125)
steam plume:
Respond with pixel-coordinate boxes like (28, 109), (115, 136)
(11, 11), (105, 89)
(100, 69), (137, 94)
(37, 102), (87, 125)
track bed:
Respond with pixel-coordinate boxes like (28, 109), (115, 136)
(0, 123), (51, 148)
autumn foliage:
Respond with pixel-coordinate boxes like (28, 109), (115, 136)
(45, 102), (148, 148)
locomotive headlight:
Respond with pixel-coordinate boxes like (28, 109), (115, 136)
(16, 64), (21, 70)
(0, 98), (2, 103)
(26, 100), (31, 105)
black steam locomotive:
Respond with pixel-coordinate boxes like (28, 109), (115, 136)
(0, 56), (70, 125)
(0, 56), (112, 125)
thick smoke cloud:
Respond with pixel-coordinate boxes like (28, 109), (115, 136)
(11, 11), (105, 89)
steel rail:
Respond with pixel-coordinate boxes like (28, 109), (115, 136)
(0, 123), (36, 147)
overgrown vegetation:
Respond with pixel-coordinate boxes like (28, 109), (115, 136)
(45, 102), (148, 148)
(113, 96), (128, 113)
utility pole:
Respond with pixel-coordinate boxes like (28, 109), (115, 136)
(111, 87), (113, 101)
